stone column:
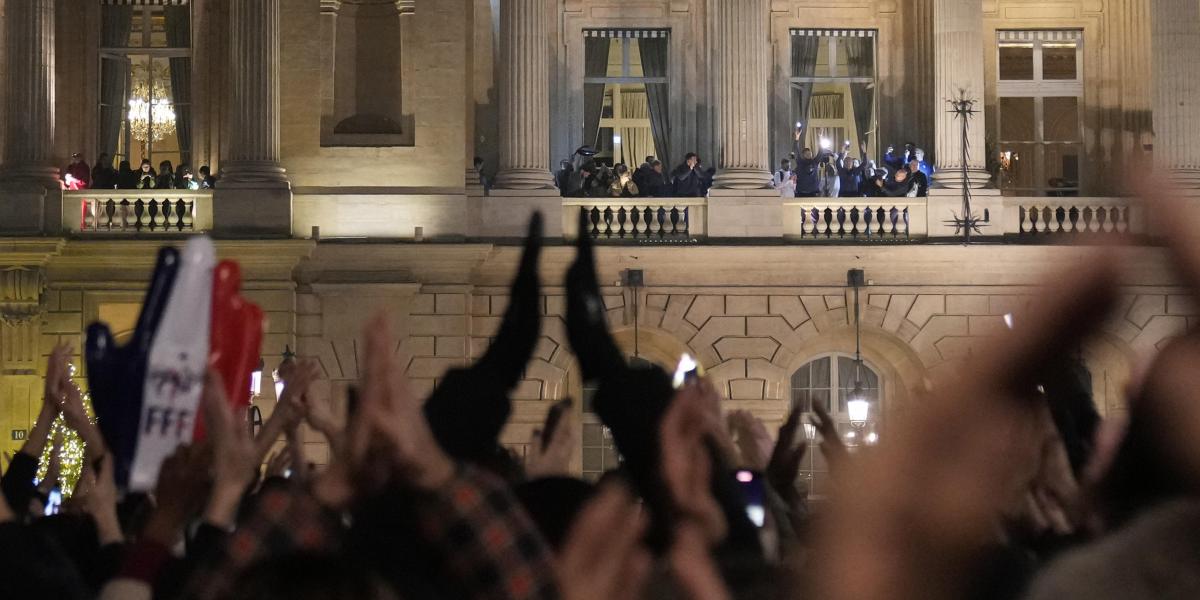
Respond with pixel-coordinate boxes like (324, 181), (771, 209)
(1151, 0), (1200, 189)
(712, 0), (771, 189)
(214, 0), (292, 235)
(932, 0), (990, 189)
(223, 0), (287, 186)
(0, 0), (59, 188)
(493, 0), (555, 190)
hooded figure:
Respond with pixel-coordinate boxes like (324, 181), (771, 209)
(422, 213), (544, 472)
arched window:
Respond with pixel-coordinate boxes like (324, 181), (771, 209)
(790, 354), (881, 497)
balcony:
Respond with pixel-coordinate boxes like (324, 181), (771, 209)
(52, 187), (1147, 245)
(62, 190), (213, 235)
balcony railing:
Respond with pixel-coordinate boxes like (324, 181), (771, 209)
(63, 190), (213, 234)
(783, 199), (928, 240)
(1003, 197), (1145, 237)
(562, 198), (707, 240)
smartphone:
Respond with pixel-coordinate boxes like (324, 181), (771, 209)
(736, 470), (766, 527)
(672, 354), (700, 389)
(44, 487), (62, 516)
(541, 398), (573, 446)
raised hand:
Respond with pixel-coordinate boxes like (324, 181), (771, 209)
(526, 407), (577, 479)
(565, 210), (624, 382)
(767, 408), (808, 503)
(728, 410), (773, 471)
(201, 371), (257, 528)
(810, 400), (848, 469)
(661, 382), (727, 545)
(143, 444), (212, 545)
(86, 247), (181, 488)
(424, 213), (543, 465)
(80, 454), (123, 544)
(556, 482), (652, 600)
(815, 257), (1118, 600)
(360, 311), (455, 491)
(254, 359), (320, 464)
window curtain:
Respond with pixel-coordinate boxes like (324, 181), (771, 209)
(618, 92), (655, 167)
(845, 37), (875, 151)
(791, 35), (820, 144)
(164, 6), (192, 168)
(639, 37), (670, 166)
(100, 7), (133, 162)
(583, 38), (610, 150)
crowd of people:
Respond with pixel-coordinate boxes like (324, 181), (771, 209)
(63, 154), (217, 192)
(4, 192), (1200, 599)
(555, 136), (934, 201)
(558, 154), (715, 199)
(773, 136), (933, 200)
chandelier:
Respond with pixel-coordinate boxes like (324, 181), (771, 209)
(128, 67), (176, 143)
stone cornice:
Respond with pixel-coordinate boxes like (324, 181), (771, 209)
(46, 239), (316, 284)
(0, 238), (66, 267)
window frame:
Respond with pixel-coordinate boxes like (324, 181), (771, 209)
(995, 31), (1085, 197)
(98, 4), (193, 170)
(787, 29), (879, 160)
(582, 30), (669, 166)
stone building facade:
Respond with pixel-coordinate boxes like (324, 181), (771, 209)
(0, 0), (1197, 481)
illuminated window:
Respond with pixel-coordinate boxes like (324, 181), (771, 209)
(583, 30), (670, 166)
(995, 31), (1084, 197)
(99, 2), (192, 173)
(788, 30), (878, 162)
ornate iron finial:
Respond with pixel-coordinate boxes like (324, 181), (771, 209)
(942, 89), (989, 244)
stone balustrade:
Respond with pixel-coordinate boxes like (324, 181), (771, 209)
(1002, 197), (1145, 237)
(63, 190), (214, 234)
(783, 199), (927, 241)
(562, 198), (707, 241)
(45, 189), (1147, 242)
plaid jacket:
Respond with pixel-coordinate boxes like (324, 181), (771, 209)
(184, 466), (559, 600)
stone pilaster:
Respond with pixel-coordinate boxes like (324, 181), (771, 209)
(215, 0), (292, 235)
(493, 0), (555, 190)
(932, 0), (990, 189)
(712, 0), (771, 190)
(1151, 0), (1200, 189)
(0, 268), (46, 375)
(0, 0), (58, 188)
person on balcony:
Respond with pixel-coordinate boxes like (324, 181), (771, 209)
(837, 145), (866, 198)
(792, 131), (832, 198)
(198, 165), (217, 190)
(907, 158), (930, 198)
(878, 168), (916, 198)
(641, 160), (670, 198)
(912, 148), (935, 180)
(62, 153), (91, 190)
(117, 160), (137, 189)
(91, 153), (117, 190)
(555, 160), (574, 193)
(773, 160), (797, 198)
(156, 161), (176, 190)
(609, 164), (640, 198)
(632, 156), (655, 196)
(671, 153), (704, 197)
(176, 164), (197, 190)
(820, 159), (841, 198)
(136, 159), (157, 189)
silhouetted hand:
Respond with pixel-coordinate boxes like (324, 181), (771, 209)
(810, 401), (848, 469)
(728, 410), (772, 471)
(767, 408), (808, 502)
(201, 371), (257, 528)
(526, 411), (576, 479)
(144, 444), (211, 545)
(661, 382), (727, 545)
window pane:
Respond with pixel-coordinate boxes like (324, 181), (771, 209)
(606, 38), (623, 77)
(1042, 44), (1078, 80)
(999, 44), (1034, 80)
(811, 357), (831, 387)
(1000, 97), (1036, 141)
(1045, 144), (1082, 195)
(1043, 97), (1080, 142)
(998, 143), (1037, 193)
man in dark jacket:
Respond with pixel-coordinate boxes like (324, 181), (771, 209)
(837, 151), (865, 198)
(633, 158), (655, 197)
(641, 160), (669, 197)
(671, 153), (704, 197)
(907, 158), (930, 197)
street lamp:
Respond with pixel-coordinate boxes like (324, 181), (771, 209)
(847, 269), (873, 435)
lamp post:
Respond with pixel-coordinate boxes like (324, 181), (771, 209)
(847, 268), (873, 439)
(250, 358), (264, 399)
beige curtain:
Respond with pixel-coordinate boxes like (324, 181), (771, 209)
(618, 91), (656, 166)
